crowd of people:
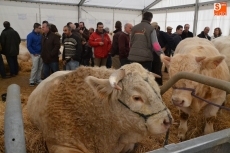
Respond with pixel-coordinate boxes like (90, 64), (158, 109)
(0, 11), (223, 86)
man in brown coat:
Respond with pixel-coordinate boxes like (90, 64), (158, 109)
(41, 22), (60, 79)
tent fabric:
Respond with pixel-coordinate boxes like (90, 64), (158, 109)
(0, 0), (229, 39)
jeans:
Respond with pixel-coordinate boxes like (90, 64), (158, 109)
(120, 58), (130, 67)
(65, 60), (79, 70)
(43, 62), (59, 79)
(0, 55), (6, 77)
(29, 54), (43, 83)
(6, 55), (19, 75)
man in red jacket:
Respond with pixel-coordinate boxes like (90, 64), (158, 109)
(89, 22), (111, 67)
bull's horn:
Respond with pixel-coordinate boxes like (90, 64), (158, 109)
(109, 69), (125, 90)
(149, 72), (161, 78)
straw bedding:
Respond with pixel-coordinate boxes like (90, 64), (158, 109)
(0, 71), (230, 153)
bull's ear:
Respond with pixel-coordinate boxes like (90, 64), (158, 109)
(85, 76), (113, 99)
(195, 56), (206, 62)
(201, 56), (225, 69)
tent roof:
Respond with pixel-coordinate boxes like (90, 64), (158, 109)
(8, 0), (225, 11)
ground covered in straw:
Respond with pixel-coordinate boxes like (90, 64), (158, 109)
(0, 70), (230, 153)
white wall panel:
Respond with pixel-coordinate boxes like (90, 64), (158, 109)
(80, 7), (113, 32)
(0, 1), (39, 39)
(197, 3), (230, 36)
(80, 7), (141, 33)
(166, 8), (195, 33)
(113, 9), (142, 31)
(40, 4), (78, 35)
(152, 11), (167, 31)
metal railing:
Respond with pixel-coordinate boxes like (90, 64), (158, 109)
(147, 128), (230, 153)
(160, 71), (230, 95)
(149, 71), (230, 153)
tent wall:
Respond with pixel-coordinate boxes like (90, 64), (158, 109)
(40, 4), (78, 34)
(197, 4), (230, 36)
(0, 1), (78, 39)
(80, 6), (141, 32)
(151, 2), (230, 36)
(0, 1), (39, 39)
(0, 0), (229, 39)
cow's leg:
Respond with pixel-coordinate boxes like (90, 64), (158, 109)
(121, 143), (135, 153)
(178, 107), (191, 141)
(203, 93), (226, 135)
(47, 142), (90, 153)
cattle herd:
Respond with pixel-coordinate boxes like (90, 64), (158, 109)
(1, 36), (230, 153)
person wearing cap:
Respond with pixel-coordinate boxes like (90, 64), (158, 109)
(151, 22), (174, 85)
(110, 21), (122, 69)
(128, 12), (170, 71)
(166, 26), (173, 35)
(181, 24), (193, 40)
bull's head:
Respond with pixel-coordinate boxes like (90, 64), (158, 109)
(85, 63), (172, 135)
(169, 54), (225, 107)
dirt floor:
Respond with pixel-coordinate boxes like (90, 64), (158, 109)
(0, 69), (230, 153)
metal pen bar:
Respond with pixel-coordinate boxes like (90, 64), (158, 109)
(160, 71), (230, 95)
(147, 128), (230, 153)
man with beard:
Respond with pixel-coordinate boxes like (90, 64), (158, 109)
(89, 22), (111, 67)
(79, 22), (89, 41)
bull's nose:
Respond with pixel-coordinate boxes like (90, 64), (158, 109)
(172, 98), (184, 107)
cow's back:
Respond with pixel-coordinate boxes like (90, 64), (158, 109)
(27, 66), (115, 151)
(175, 37), (219, 57)
(212, 36), (230, 70)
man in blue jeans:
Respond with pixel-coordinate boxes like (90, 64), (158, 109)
(62, 25), (82, 70)
(41, 22), (60, 79)
(27, 23), (42, 86)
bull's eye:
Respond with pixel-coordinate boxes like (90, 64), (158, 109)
(133, 96), (143, 102)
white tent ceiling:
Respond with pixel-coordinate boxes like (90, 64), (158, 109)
(9, 0), (218, 10)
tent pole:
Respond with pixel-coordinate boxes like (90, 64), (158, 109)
(193, 0), (199, 36)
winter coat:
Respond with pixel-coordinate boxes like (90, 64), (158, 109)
(0, 27), (21, 56)
(27, 30), (42, 55)
(41, 31), (60, 64)
(89, 30), (111, 58)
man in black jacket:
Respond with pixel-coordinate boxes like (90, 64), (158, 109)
(151, 22), (174, 85)
(198, 27), (211, 41)
(0, 21), (21, 77)
(41, 22), (60, 79)
(111, 21), (122, 69)
(171, 25), (183, 51)
(181, 24), (193, 40)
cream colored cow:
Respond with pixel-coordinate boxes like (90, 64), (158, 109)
(169, 37), (229, 140)
(27, 63), (173, 153)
